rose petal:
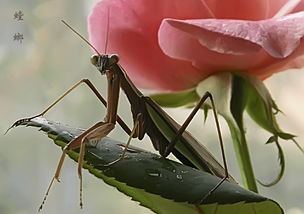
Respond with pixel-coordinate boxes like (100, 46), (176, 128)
(284, 55), (304, 68)
(89, 0), (304, 91)
(199, 0), (286, 20)
(251, 42), (304, 78)
(159, 12), (304, 73)
(88, 0), (211, 91)
(159, 19), (268, 72)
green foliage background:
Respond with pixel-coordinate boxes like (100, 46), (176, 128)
(0, 0), (303, 214)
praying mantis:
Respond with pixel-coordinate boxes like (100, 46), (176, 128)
(7, 20), (237, 210)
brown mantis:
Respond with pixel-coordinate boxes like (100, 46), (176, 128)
(8, 20), (236, 210)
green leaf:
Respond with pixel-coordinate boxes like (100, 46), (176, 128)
(266, 136), (276, 144)
(237, 73), (303, 184)
(243, 74), (277, 133)
(239, 73), (300, 151)
(17, 117), (283, 214)
(230, 74), (248, 132)
(150, 89), (199, 108)
(277, 132), (296, 140)
(258, 141), (285, 187)
(195, 71), (302, 193)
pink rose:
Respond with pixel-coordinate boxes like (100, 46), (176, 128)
(88, 0), (304, 91)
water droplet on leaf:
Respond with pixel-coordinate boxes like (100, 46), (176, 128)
(146, 169), (162, 178)
(176, 174), (183, 180)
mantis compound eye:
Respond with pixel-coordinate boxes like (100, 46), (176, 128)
(109, 54), (119, 65)
(90, 54), (100, 67)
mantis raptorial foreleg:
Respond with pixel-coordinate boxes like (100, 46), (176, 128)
(38, 121), (115, 211)
(76, 122), (115, 208)
(37, 72), (123, 210)
(102, 113), (143, 166)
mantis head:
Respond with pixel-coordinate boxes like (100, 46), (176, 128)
(90, 54), (119, 74)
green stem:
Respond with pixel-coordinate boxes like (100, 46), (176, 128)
(227, 120), (258, 193)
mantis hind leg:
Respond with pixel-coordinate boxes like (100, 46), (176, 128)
(163, 91), (229, 202)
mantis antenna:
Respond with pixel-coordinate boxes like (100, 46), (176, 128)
(61, 20), (101, 56)
(104, 8), (110, 54)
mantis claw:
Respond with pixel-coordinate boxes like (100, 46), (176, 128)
(197, 176), (228, 205)
(100, 153), (125, 167)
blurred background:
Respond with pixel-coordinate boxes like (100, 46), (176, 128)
(1, 0), (303, 214)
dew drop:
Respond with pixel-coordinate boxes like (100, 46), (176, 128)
(176, 174), (183, 180)
(146, 169), (162, 178)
